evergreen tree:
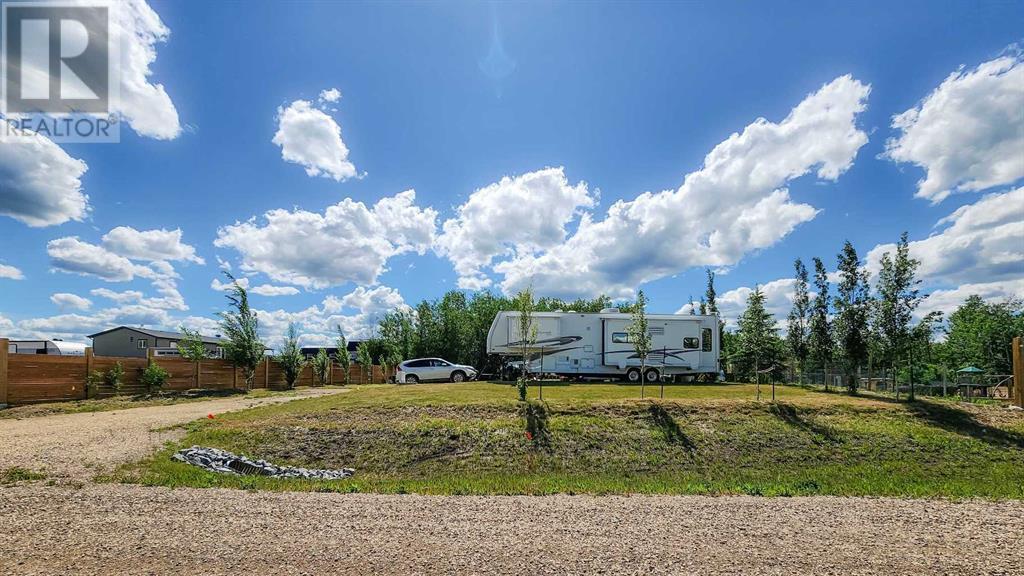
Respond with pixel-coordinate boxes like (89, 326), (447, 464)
(786, 258), (810, 383)
(275, 323), (305, 389)
(334, 325), (351, 385)
(735, 286), (785, 383)
(833, 241), (870, 394)
(808, 257), (833, 389)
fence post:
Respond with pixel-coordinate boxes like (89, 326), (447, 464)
(196, 358), (202, 388)
(264, 358), (270, 389)
(0, 338), (8, 407)
(1013, 336), (1023, 409)
(84, 347), (94, 399)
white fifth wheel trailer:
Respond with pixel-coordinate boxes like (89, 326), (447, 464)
(486, 308), (720, 382)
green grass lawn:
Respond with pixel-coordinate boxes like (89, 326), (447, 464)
(0, 388), (300, 419)
(109, 382), (1024, 498)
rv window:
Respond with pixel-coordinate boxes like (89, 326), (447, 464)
(702, 328), (713, 352)
(138, 339), (148, 349)
(682, 337), (699, 350)
(611, 332), (631, 344)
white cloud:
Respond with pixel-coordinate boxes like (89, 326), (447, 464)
(0, 263), (24, 280)
(90, 288), (145, 304)
(210, 277), (297, 296)
(102, 226), (204, 264)
(215, 190), (437, 289)
(0, 132), (89, 227)
(491, 75), (870, 298)
(111, 0), (181, 139)
(50, 293), (92, 311)
(884, 49), (1024, 203)
(693, 278), (805, 330)
(866, 186), (1024, 287)
(319, 88), (341, 103)
(249, 284), (300, 297)
(47, 237), (143, 282)
(273, 98), (357, 181)
(435, 167), (596, 289)
(256, 285), (409, 348)
(917, 279), (1024, 320)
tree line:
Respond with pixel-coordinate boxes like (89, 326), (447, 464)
(727, 233), (1023, 398)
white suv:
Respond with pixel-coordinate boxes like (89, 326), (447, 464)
(396, 358), (477, 383)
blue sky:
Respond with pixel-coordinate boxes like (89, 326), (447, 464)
(1, 0), (1022, 345)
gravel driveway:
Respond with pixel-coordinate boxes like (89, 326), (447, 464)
(1, 387), (1022, 575)
(0, 387), (345, 480)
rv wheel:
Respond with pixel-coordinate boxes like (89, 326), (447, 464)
(625, 368), (641, 383)
(644, 368), (660, 383)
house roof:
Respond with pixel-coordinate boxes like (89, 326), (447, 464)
(87, 326), (226, 345)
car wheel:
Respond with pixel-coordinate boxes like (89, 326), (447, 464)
(405, 374), (419, 384)
(450, 371), (466, 383)
(644, 368), (660, 383)
(625, 368), (641, 383)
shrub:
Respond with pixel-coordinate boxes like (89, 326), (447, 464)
(105, 362), (125, 394)
(312, 348), (331, 386)
(522, 400), (551, 449)
(516, 377), (528, 402)
(140, 363), (170, 393)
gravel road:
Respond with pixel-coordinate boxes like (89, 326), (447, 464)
(2, 484), (1021, 575)
(0, 387), (345, 480)
(1, 388), (1022, 575)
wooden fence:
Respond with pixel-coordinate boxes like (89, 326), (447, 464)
(0, 338), (391, 406)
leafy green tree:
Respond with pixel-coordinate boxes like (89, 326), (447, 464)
(627, 290), (653, 398)
(874, 232), (923, 399)
(735, 286), (785, 383)
(833, 241), (871, 394)
(218, 272), (265, 391)
(379, 309), (417, 361)
(808, 257), (833, 389)
(312, 348), (331, 386)
(942, 296), (1024, 374)
(275, 323), (305, 389)
(786, 258), (811, 383)
(335, 325), (351, 385)
(356, 340), (374, 383)
(176, 326), (208, 362)
(514, 287), (538, 378)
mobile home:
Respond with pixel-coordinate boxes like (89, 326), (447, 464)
(486, 308), (720, 382)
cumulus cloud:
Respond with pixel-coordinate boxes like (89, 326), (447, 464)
(866, 186), (1024, 286)
(319, 88), (341, 103)
(0, 133), (89, 227)
(111, 0), (182, 139)
(215, 190), (437, 289)
(435, 167), (596, 289)
(916, 278), (1024, 320)
(273, 98), (357, 181)
(489, 75), (870, 298)
(210, 277), (297, 296)
(0, 263), (24, 280)
(101, 226), (204, 264)
(884, 49), (1024, 203)
(256, 285), (409, 347)
(47, 237), (144, 282)
(684, 278), (807, 330)
(250, 284), (300, 297)
(50, 293), (92, 311)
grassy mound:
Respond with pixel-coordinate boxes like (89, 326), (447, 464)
(110, 383), (1024, 498)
